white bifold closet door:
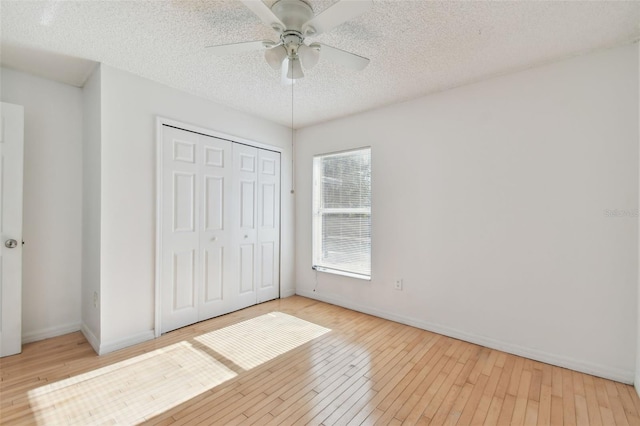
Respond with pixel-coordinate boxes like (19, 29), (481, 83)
(160, 125), (280, 333)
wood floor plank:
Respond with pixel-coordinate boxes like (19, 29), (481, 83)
(610, 395), (631, 426)
(0, 296), (638, 426)
(469, 363), (503, 425)
(627, 386), (640, 417)
(524, 400), (539, 426)
(419, 359), (466, 422)
(507, 357), (525, 396)
(616, 382), (640, 425)
(455, 373), (489, 425)
(550, 394), (564, 426)
(552, 366), (564, 398)
(583, 375), (603, 426)
(497, 394), (517, 425)
(388, 339), (453, 423)
(538, 383), (552, 426)
(468, 348), (491, 385)
(493, 355), (516, 401)
(364, 337), (443, 423)
(423, 356), (464, 422)
(563, 368), (578, 426)
(482, 396), (504, 426)
(529, 366), (543, 402)
(574, 394), (590, 426)
(380, 358), (453, 424)
(511, 368), (533, 425)
(443, 382), (473, 426)
(383, 337), (446, 413)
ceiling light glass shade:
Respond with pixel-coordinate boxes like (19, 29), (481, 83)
(298, 44), (320, 70)
(287, 57), (305, 79)
(264, 45), (287, 70)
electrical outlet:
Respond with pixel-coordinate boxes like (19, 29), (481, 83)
(93, 291), (98, 308)
(394, 279), (403, 290)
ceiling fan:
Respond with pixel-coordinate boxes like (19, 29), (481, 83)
(207, 0), (373, 82)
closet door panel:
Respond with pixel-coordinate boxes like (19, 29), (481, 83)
(203, 247), (223, 302)
(233, 144), (258, 309)
(204, 176), (224, 231)
(240, 181), (255, 229)
(173, 250), (196, 310)
(198, 135), (233, 321)
(260, 242), (275, 289)
(257, 150), (280, 303)
(161, 126), (200, 332)
(239, 244), (254, 294)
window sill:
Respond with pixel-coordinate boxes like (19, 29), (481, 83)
(312, 266), (371, 281)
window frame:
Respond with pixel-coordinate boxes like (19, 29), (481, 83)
(312, 147), (372, 281)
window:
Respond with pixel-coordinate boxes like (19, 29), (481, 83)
(312, 148), (371, 280)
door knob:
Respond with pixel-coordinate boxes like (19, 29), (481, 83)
(5, 239), (17, 249)
(244, 234), (248, 239)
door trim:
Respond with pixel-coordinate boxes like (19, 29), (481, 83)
(155, 117), (283, 338)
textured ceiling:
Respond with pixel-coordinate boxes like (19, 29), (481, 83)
(1, 0), (639, 128)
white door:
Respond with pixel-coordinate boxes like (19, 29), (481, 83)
(233, 144), (259, 310)
(256, 149), (280, 303)
(198, 134), (234, 321)
(161, 125), (236, 332)
(0, 102), (24, 357)
(161, 126), (202, 332)
(160, 124), (280, 333)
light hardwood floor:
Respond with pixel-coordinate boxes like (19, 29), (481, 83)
(1, 296), (639, 425)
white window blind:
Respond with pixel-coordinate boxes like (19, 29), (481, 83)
(312, 148), (371, 279)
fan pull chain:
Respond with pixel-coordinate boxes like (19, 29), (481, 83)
(291, 58), (295, 195)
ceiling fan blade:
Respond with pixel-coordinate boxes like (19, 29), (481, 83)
(318, 43), (370, 71)
(240, 0), (285, 33)
(302, 0), (372, 36)
(206, 40), (274, 56)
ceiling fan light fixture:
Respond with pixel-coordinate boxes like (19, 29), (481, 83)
(265, 45), (287, 70)
(286, 57), (304, 79)
(209, 0), (373, 82)
(298, 43), (320, 70)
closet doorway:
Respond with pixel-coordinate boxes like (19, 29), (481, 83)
(157, 121), (281, 334)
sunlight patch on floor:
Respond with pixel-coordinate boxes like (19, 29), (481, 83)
(195, 311), (331, 370)
(27, 341), (236, 425)
(26, 312), (330, 425)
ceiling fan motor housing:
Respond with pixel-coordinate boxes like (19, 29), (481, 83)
(271, 0), (315, 34)
(281, 31), (304, 57)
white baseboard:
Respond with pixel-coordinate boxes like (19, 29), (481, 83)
(98, 330), (155, 355)
(81, 323), (100, 354)
(22, 322), (81, 344)
(296, 290), (634, 384)
(281, 288), (296, 298)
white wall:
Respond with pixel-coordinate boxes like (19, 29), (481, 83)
(0, 67), (83, 342)
(81, 65), (101, 348)
(296, 44), (639, 383)
(97, 65), (294, 353)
